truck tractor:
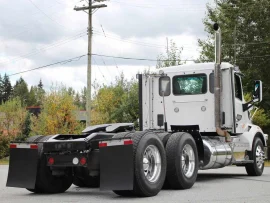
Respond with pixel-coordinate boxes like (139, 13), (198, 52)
(6, 24), (268, 197)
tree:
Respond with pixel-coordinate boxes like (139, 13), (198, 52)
(74, 91), (82, 109)
(30, 85), (84, 135)
(0, 98), (27, 158)
(2, 74), (12, 103)
(0, 98), (27, 136)
(91, 73), (139, 125)
(13, 77), (29, 106)
(38, 79), (43, 89)
(156, 39), (183, 69)
(81, 87), (87, 110)
(28, 86), (38, 106)
(0, 74), (3, 104)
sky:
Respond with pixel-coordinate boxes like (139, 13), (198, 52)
(0, 0), (214, 92)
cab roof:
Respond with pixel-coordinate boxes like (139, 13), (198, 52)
(158, 62), (233, 74)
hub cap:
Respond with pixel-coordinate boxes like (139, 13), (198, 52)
(181, 144), (195, 178)
(256, 145), (264, 169)
(143, 145), (162, 183)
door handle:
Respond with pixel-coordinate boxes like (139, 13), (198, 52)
(236, 114), (242, 122)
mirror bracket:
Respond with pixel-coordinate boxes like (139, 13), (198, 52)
(243, 100), (254, 112)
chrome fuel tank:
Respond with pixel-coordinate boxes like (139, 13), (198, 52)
(201, 137), (233, 170)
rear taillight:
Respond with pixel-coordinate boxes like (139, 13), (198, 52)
(48, 157), (54, 165)
(80, 157), (87, 165)
(10, 144), (17, 148)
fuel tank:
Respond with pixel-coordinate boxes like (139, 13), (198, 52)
(201, 137), (233, 170)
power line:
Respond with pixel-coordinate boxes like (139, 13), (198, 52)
(0, 30), (87, 65)
(27, 0), (69, 29)
(93, 30), (198, 50)
(99, 24), (121, 76)
(91, 53), (202, 62)
(8, 54), (87, 77)
(92, 56), (109, 85)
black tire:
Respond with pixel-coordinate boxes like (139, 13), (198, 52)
(166, 132), (198, 189)
(113, 131), (167, 197)
(245, 137), (265, 176)
(156, 133), (171, 146)
(73, 167), (99, 188)
(132, 131), (166, 197)
(112, 132), (136, 197)
(27, 136), (73, 193)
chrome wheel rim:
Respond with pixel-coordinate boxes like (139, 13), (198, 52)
(256, 145), (264, 169)
(181, 144), (195, 178)
(143, 145), (162, 183)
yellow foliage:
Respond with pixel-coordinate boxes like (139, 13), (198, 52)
(31, 86), (84, 135)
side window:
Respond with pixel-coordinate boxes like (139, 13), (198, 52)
(173, 74), (207, 95)
(209, 73), (214, 94)
(235, 75), (242, 100)
(159, 76), (171, 96)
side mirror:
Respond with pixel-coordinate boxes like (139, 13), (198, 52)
(253, 80), (262, 102)
(159, 76), (170, 96)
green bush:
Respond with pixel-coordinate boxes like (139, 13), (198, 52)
(0, 135), (14, 159)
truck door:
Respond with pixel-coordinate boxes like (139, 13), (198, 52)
(234, 74), (246, 133)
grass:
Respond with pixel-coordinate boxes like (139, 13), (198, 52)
(0, 159), (9, 165)
(0, 157), (9, 165)
(265, 161), (270, 167)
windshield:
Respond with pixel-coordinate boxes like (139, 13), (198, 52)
(173, 74), (207, 95)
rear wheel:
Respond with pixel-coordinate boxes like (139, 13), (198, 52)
(245, 137), (265, 176)
(73, 167), (99, 188)
(113, 131), (167, 197)
(166, 132), (198, 189)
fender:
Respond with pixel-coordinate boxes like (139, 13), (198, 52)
(237, 124), (268, 151)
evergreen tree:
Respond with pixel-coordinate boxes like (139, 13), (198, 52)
(38, 79), (43, 89)
(13, 77), (29, 106)
(28, 86), (38, 106)
(81, 87), (87, 110)
(2, 74), (13, 103)
(0, 74), (3, 104)
(74, 91), (82, 109)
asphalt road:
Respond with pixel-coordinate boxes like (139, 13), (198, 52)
(1, 165), (270, 203)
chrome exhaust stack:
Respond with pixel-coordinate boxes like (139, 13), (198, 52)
(214, 23), (222, 129)
(213, 23), (231, 141)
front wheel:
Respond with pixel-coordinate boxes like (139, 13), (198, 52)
(165, 132), (198, 189)
(245, 137), (265, 176)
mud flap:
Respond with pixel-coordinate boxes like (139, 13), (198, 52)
(99, 140), (133, 190)
(6, 146), (39, 189)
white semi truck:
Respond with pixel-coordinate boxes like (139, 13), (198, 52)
(6, 24), (268, 197)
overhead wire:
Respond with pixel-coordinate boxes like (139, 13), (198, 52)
(0, 30), (87, 65)
(27, 0), (70, 29)
(99, 24), (121, 76)
(8, 54), (87, 77)
(92, 56), (109, 85)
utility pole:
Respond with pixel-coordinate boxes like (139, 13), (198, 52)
(74, 0), (107, 127)
(233, 25), (237, 66)
(166, 37), (169, 65)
